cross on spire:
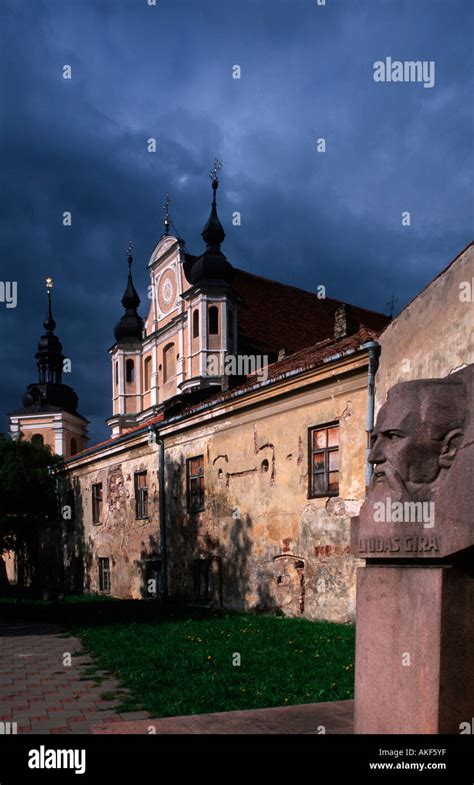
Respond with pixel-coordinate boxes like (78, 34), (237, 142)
(163, 193), (171, 236)
(209, 158), (222, 184)
(387, 293), (399, 319)
(127, 241), (134, 278)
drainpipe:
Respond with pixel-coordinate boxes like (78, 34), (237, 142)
(149, 427), (168, 598)
(361, 341), (381, 490)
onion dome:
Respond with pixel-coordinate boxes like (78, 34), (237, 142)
(114, 243), (144, 344)
(188, 160), (234, 286)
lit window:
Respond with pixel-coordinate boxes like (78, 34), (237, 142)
(308, 423), (339, 497)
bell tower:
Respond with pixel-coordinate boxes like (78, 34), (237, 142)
(9, 277), (89, 457)
(181, 159), (237, 392)
(107, 243), (144, 436)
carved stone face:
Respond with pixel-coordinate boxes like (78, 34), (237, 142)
(352, 366), (474, 560)
(369, 380), (466, 499)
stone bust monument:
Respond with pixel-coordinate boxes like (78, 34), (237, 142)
(352, 364), (474, 559)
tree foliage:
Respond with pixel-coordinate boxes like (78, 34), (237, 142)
(0, 436), (61, 544)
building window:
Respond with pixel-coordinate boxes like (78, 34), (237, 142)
(187, 455), (205, 513)
(144, 559), (161, 597)
(308, 422), (340, 497)
(134, 471), (149, 519)
(31, 434), (44, 446)
(144, 356), (152, 391)
(115, 361), (118, 386)
(126, 359), (135, 383)
(70, 437), (78, 456)
(163, 343), (175, 383)
(228, 310), (234, 348)
(208, 305), (219, 335)
(99, 558), (111, 593)
(193, 559), (214, 605)
(92, 482), (103, 524)
(192, 309), (199, 338)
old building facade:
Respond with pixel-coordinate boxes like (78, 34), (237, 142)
(55, 169), (390, 622)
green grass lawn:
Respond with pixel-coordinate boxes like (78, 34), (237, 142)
(73, 611), (355, 718)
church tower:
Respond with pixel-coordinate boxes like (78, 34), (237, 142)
(107, 162), (238, 437)
(9, 278), (89, 457)
(107, 243), (145, 436)
(181, 159), (237, 391)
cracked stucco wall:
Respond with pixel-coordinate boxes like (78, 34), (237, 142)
(375, 243), (474, 412)
(165, 376), (368, 622)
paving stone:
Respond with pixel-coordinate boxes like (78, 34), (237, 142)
(1, 621), (149, 735)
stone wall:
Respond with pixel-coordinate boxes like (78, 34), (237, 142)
(376, 243), (474, 410)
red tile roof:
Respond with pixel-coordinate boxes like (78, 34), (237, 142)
(232, 268), (390, 355)
(66, 272), (388, 463)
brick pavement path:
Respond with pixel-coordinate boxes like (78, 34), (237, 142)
(0, 621), (150, 734)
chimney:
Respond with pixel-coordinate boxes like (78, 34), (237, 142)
(334, 304), (357, 340)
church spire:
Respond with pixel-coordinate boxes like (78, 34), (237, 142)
(201, 159), (225, 250)
(35, 277), (64, 384)
(163, 193), (171, 237)
(114, 242), (144, 343)
(188, 159), (233, 286)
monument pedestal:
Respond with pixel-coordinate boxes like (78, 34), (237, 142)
(354, 564), (474, 734)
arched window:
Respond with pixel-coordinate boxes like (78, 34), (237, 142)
(228, 309), (234, 347)
(192, 309), (199, 339)
(126, 359), (135, 383)
(70, 438), (78, 456)
(31, 434), (44, 447)
(208, 306), (219, 335)
(115, 362), (118, 386)
(163, 343), (176, 383)
(144, 357), (152, 391)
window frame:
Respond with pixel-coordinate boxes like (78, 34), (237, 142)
(98, 557), (111, 593)
(134, 471), (149, 520)
(144, 558), (162, 598)
(308, 421), (340, 499)
(192, 308), (200, 339)
(92, 482), (103, 525)
(125, 359), (135, 384)
(144, 356), (152, 391)
(193, 558), (217, 605)
(208, 305), (219, 335)
(163, 342), (175, 383)
(186, 455), (205, 513)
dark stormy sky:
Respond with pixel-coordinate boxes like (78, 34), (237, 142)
(1, 0), (472, 444)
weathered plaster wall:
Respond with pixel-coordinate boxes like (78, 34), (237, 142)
(65, 361), (370, 622)
(164, 372), (368, 622)
(376, 243), (474, 410)
(63, 443), (160, 598)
